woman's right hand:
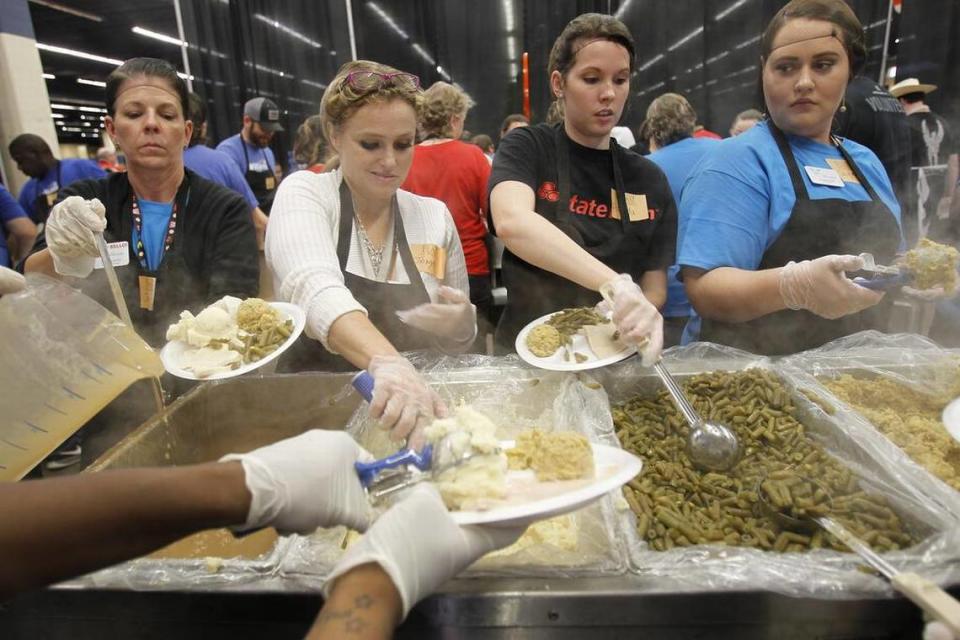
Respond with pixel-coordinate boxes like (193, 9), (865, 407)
(779, 254), (884, 319)
(367, 355), (447, 450)
(45, 196), (107, 277)
(600, 274), (664, 367)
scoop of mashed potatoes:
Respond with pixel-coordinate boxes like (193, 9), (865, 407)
(425, 406), (507, 511)
(166, 305), (239, 348)
(507, 430), (594, 481)
(526, 324), (561, 358)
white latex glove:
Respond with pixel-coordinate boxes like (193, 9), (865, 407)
(323, 484), (524, 619)
(599, 273), (664, 367)
(45, 196), (107, 277)
(0, 266), (25, 295)
(367, 354), (448, 450)
(396, 285), (477, 344)
(779, 254), (884, 319)
(924, 621), (956, 640)
(220, 429), (373, 535)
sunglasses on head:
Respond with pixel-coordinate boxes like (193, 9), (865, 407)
(343, 70), (420, 93)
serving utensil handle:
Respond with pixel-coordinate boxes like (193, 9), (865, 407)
(891, 572), (960, 635)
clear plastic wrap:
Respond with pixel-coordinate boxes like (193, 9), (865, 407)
(592, 341), (960, 598)
(280, 353), (629, 581)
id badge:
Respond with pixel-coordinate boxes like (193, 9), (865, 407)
(265, 176), (276, 190)
(46, 192), (57, 207)
(804, 165), (844, 188)
(94, 241), (131, 269)
(138, 275), (157, 310)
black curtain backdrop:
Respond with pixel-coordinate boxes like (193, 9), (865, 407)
(897, 0), (960, 123)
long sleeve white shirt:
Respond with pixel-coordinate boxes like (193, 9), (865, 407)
(266, 169), (469, 350)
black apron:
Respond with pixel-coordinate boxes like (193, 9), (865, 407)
(700, 123), (901, 355)
(32, 161), (62, 225)
(278, 178), (433, 372)
(241, 140), (277, 214)
(494, 127), (643, 349)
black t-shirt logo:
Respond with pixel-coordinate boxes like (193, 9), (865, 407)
(536, 181), (560, 202)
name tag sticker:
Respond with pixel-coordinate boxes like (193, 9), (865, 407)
(410, 244), (447, 279)
(264, 176), (276, 190)
(610, 191), (650, 221)
(93, 241), (130, 269)
(825, 158), (861, 184)
(804, 165), (844, 188)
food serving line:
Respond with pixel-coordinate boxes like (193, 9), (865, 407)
(4, 324), (960, 637)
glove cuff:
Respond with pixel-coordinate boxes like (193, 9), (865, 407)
(323, 550), (415, 620)
(779, 261), (805, 311)
(51, 252), (95, 278)
(220, 455), (283, 532)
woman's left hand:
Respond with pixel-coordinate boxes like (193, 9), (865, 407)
(396, 285), (477, 343)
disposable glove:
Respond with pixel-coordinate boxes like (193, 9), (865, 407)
(779, 254), (884, 319)
(599, 273), (664, 367)
(45, 196), (107, 277)
(367, 354), (447, 450)
(220, 429), (373, 535)
(323, 484), (524, 619)
(0, 267), (25, 295)
(396, 285), (477, 344)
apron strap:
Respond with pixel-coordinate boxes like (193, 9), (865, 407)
(609, 138), (630, 232)
(769, 122), (811, 201)
(833, 136), (882, 202)
(336, 177), (355, 270)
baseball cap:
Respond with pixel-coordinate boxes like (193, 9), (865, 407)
(244, 97), (284, 132)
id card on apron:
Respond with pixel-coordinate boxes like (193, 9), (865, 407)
(138, 274), (157, 310)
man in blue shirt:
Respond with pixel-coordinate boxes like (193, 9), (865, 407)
(8, 134), (105, 224)
(216, 97), (283, 214)
(185, 93), (268, 247)
(0, 184), (36, 268)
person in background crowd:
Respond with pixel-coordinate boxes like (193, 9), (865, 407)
(678, 0), (902, 356)
(184, 92), (269, 249)
(490, 13), (675, 363)
(267, 60), (475, 448)
(95, 147), (123, 173)
(499, 113), (529, 142)
(8, 133), (105, 224)
(692, 124), (722, 139)
(0, 184), (36, 268)
(891, 77), (959, 240)
(217, 97), (284, 214)
(470, 133), (495, 163)
(293, 115), (328, 173)
(729, 108), (764, 136)
(644, 93), (720, 346)
(0, 418), (522, 639)
(835, 76), (913, 241)
(403, 81), (492, 352)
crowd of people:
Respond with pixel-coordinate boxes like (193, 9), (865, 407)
(2, 0), (959, 636)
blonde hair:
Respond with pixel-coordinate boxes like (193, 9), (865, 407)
(419, 81), (474, 139)
(320, 60), (422, 141)
(545, 99), (565, 125)
(645, 93), (697, 148)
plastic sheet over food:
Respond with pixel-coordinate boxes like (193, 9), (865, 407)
(280, 353), (629, 581)
(592, 341), (960, 598)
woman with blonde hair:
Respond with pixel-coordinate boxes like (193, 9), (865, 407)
(267, 61), (475, 447)
(403, 81), (492, 350)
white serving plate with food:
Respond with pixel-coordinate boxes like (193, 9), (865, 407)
(515, 311), (637, 372)
(450, 440), (643, 527)
(160, 302), (305, 380)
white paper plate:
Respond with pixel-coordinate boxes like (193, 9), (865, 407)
(515, 311), (636, 371)
(450, 440), (643, 527)
(160, 302), (305, 380)
(943, 397), (960, 443)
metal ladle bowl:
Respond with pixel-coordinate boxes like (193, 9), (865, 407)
(653, 362), (740, 471)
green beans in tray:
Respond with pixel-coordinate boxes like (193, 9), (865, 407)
(613, 369), (917, 554)
(546, 307), (610, 347)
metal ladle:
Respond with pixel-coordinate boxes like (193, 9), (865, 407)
(758, 475), (960, 634)
(653, 361), (740, 471)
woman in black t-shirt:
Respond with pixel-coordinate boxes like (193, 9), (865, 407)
(489, 13), (677, 363)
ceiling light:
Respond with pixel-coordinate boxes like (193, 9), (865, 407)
(714, 0), (748, 21)
(77, 78), (106, 87)
(253, 14), (323, 48)
(29, 0), (102, 22)
(638, 53), (664, 72)
(367, 2), (408, 39)
(132, 26), (184, 47)
(51, 113), (63, 119)
(36, 43), (123, 66)
(668, 27), (703, 52)
(42, 73), (56, 80)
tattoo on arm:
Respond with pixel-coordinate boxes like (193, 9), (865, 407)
(315, 593), (378, 636)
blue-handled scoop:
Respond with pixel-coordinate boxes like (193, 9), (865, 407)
(350, 371), (492, 501)
(852, 252), (912, 291)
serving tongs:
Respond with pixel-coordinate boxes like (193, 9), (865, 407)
(350, 371), (498, 503)
(758, 472), (960, 634)
(852, 252), (912, 291)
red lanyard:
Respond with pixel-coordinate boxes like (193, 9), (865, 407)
(131, 195), (178, 270)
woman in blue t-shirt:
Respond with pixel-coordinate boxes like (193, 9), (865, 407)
(678, 0), (902, 355)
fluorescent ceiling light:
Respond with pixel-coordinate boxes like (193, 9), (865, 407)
(668, 27), (703, 52)
(614, 0), (634, 20)
(253, 14), (322, 48)
(638, 53), (664, 72)
(43, 73), (56, 80)
(29, 0), (102, 22)
(36, 43), (122, 66)
(77, 78), (106, 87)
(735, 34), (761, 50)
(714, 0), (748, 21)
(367, 2), (408, 39)
(51, 103), (108, 113)
(502, 0), (515, 32)
(132, 26), (184, 47)
(51, 113), (63, 119)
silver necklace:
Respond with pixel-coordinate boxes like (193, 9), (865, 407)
(354, 214), (385, 277)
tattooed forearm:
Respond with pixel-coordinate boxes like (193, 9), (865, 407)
(306, 564), (402, 640)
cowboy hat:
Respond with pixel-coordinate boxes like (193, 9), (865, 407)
(889, 78), (937, 98)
